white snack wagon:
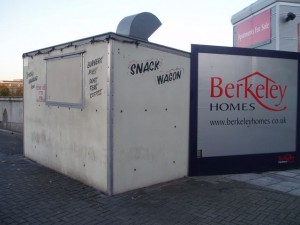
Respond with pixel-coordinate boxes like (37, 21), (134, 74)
(23, 13), (190, 195)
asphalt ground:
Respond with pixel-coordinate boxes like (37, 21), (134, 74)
(1, 130), (300, 225)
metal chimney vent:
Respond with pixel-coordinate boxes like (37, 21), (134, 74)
(116, 12), (162, 41)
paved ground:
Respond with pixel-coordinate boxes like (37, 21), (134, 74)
(230, 170), (300, 196)
(1, 130), (300, 225)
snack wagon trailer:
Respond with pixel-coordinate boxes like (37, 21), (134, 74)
(23, 16), (190, 195)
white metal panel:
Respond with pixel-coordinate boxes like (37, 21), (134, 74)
(46, 53), (83, 107)
(111, 41), (190, 194)
(197, 53), (298, 157)
(278, 5), (300, 52)
(23, 42), (109, 192)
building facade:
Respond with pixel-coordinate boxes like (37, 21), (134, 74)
(232, 0), (300, 52)
(0, 79), (23, 96)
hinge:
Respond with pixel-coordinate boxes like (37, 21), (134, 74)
(197, 149), (202, 158)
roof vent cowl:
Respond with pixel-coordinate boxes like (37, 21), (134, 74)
(116, 12), (162, 41)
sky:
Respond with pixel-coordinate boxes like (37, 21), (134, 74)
(0, 0), (257, 81)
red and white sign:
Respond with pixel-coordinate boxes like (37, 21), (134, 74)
(236, 9), (271, 48)
(196, 52), (298, 157)
(36, 84), (46, 102)
(210, 71), (288, 112)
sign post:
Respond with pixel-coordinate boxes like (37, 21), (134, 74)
(189, 45), (300, 175)
(235, 9), (271, 48)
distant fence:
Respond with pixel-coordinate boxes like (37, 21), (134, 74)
(0, 97), (23, 133)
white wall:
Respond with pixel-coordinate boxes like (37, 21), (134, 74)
(23, 34), (191, 195)
(0, 97), (23, 133)
(111, 41), (190, 194)
(23, 42), (109, 193)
